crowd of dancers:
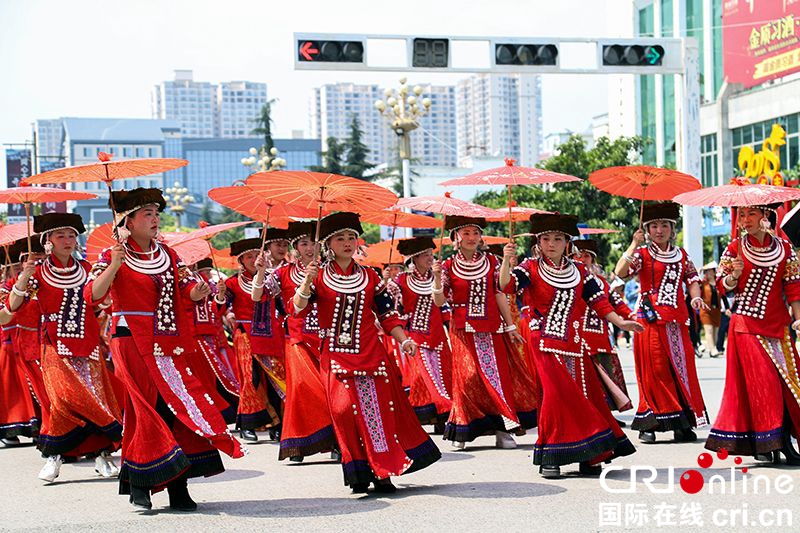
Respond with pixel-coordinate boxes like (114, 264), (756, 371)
(2, 186), (800, 512)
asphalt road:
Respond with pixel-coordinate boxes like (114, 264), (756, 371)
(2, 346), (799, 532)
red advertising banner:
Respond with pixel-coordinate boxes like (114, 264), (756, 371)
(723, 0), (800, 88)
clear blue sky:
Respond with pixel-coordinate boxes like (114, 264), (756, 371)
(0, 0), (617, 146)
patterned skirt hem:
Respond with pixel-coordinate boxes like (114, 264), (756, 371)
(341, 439), (441, 486)
(278, 425), (337, 460)
(705, 427), (786, 456)
(37, 421), (122, 457)
(0, 418), (40, 439)
(118, 448), (224, 493)
(630, 409), (693, 432)
(533, 428), (619, 466)
(236, 409), (274, 431)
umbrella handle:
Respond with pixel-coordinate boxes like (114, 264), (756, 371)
(437, 215), (446, 261)
(260, 205), (273, 253)
(387, 219), (397, 266)
(206, 239), (221, 277)
(104, 181), (121, 240)
(24, 203), (31, 255)
(313, 202), (325, 261)
(507, 185), (514, 243)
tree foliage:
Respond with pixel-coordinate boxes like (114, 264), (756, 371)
(309, 137), (346, 175)
(473, 135), (650, 267)
(343, 115), (375, 179)
(251, 99), (277, 153)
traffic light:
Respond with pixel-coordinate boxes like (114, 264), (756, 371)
(411, 38), (449, 68)
(495, 43), (558, 66)
(602, 44), (664, 66)
(297, 40), (364, 63)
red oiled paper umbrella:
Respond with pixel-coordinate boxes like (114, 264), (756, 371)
(85, 223), (115, 263)
(24, 152), (188, 232)
(579, 227), (620, 235)
(588, 165), (701, 226)
(485, 206), (552, 222)
(360, 208), (442, 265)
(396, 193), (499, 258)
(0, 222), (32, 247)
(440, 158), (580, 239)
(0, 186), (98, 253)
(245, 171), (398, 246)
(164, 221), (253, 275)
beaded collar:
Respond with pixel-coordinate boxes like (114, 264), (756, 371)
(289, 262), (308, 287)
(125, 241), (170, 275)
(452, 250), (490, 281)
(538, 255), (580, 289)
(648, 242), (681, 264)
(238, 270), (255, 294)
(741, 233), (784, 267)
(322, 261), (368, 294)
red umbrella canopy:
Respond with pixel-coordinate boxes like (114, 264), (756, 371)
(0, 222), (34, 247)
(579, 227), (620, 235)
(23, 152), (187, 185)
(588, 165), (701, 201)
(208, 184), (314, 225)
(395, 193), (497, 217)
(360, 209), (442, 229)
(164, 221), (252, 247)
(485, 206), (553, 222)
(0, 187), (97, 204)
(85, 223), (115, 262)
(245, 171), (398, 215)
(672, 182), (800, 207)
(440, 158), (580, 187)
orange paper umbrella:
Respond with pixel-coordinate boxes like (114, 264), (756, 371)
(396, 193), (499, 258)
(358, 237), (440, 268)
(0, 222), (33, 247)
(360, 208), (442, 265)
(24, 152), (188, 231)
(0, 186), (98, 253)
(165, 220), (253, 274)
(579, 227), (621, 235)
(245, 171), (398, 243)
(588, 165), (701, 226)
(485, 206), (552, 222)
(85, 223), (115, 263)
(440, 158), (580, 238)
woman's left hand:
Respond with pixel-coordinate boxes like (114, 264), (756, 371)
(507, 330), (525, 345)
(619, 319), (645, 333)
(691, 297), (710, 311)
(401, 338), (418, 356)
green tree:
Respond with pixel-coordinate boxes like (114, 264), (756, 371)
(343, 115), (375, 179)
(251, 99), (277, 153)
(309, 137), (345, 174)
(473, 135), (650, 267)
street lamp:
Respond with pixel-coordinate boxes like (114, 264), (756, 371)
(241, 146), (287, 174)
(375, 77), (432, 237)
(164, 181), (194, 229)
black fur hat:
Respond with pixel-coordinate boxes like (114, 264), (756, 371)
(110, 188), (166, 217)
(529, 213), (580, 237)
(229, 238), (262, 257)
(286, 221), (316, 246)
(397, 237), (436, 258)
(573, 239), (598, 256)
(641, 202), (681, 225)
(444, 216), (487, 232)
(33, 213), (86, 235)
(318, 212), (363, 242)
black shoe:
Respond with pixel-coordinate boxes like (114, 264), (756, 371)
(638, 431), (656, 444)
(268, 428), (281, 441)
(754, 452), (773, 462)
(239, 429), (258, 442)
(614, 418), (627, 428)
(289, 455), (304, 463)
(330, 449), (342, 462)
(351, 482), (369, 494)
(539, 465), (561, 479)
(433, 421), (446, 435)
(130, 485), (152, 511)
(167, 477), (197, 512)
(373, 479), (397, 493)
(579, 461), (602, 476)
(781, 438), (800, 466)
(1, 436), (21, 446)
(674, 428), (698, 442)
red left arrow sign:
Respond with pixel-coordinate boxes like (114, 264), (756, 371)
(299, 41), (319, 61)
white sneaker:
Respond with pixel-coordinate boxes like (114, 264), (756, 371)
(452, 440), (466, 450)
(95, 452), (119, 478)
(38, 455), (62, 482)
(495, 431), (517, 449)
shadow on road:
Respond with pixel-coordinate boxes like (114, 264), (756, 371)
(194, 469), (266, 483)
(393, 481), (567, 499)
(194, 497), (391, 517)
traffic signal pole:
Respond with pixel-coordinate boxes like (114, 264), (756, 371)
(295, 33), (706, 265)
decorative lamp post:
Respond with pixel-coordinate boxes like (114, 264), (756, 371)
(375, 77), (432, 237)
(241, 146), (287, 174)
(164, 181), (194, 229)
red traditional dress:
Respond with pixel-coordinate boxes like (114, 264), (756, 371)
(507, 257), (635, 466)
(0, 283), (39, 439)
(706, 235), (800, 454)
(224, 270), (280, 430)
(190, 270), (240, 417)
(306, 260), (440, 486)
(626, 243), (708, 432)
(581, 275), (633, 412)
(390, 269), (453, 424)
(87, 241), (243, 492)
(20, 255), (122, 458)
(441, 251), (537, 442)
(273, 261), (336, 459)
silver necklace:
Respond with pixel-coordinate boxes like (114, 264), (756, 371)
(41, 257), (86, 290)
(538, 256), (580, 289)
(322, 262), (368, 294)
(124, 242), (170, 275)
(289, 262), (307, 287)
(741, 234), (784, 267)
(238, 271), (254, 294)
(407, 268), (433, 295)
(452, 251), (490, 281)
(648, 242), (681, 264)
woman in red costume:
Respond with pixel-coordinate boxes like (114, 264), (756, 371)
(615, 202), (709, 444)
(223, 237), (281, 442)
(189, 258), (240, 418)
(7, 213), (122, 482)
(705, 205), (800, 464)
(87, 188), (243, 511)
(573, 239), (634, 418)
(432, 216), (537, 450)
(294, 212), (440, 494)
(388, 237), (452, 428)
(500, 214), (640, 479)
(0, 249), (40, 445)
(255, 221), (337, 463)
